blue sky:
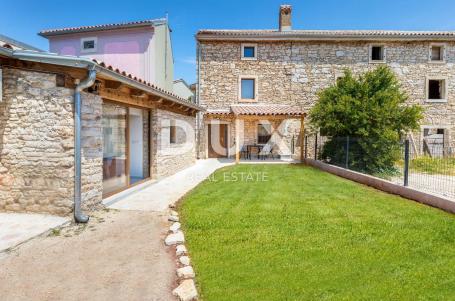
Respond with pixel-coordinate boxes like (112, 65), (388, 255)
(2, 0), (455, 83)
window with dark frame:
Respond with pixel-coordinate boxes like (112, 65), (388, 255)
(431, 46), (443, 61)
(170, 121), (176, 144)
(371, 46), (384, 61)
(241, 78), (255, 99)
(83, 40), (95, 50)
(257, 123), (272, 144)
(428, 79), (445, 100)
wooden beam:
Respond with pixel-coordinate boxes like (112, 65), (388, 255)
(103, 80), (122, 90)
(235, 118), (240, 164)
(131, 88), (147, 98)
(99, 89), (154, 108)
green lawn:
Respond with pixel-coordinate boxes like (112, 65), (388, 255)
(179, 164), (455, 301)
(410, 156), (455, 176)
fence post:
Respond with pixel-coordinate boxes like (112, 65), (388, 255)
(345, 136), (350, 169)
(404, 139), (410, 186)
(314, 134), (318, 160)
(304, 135), (308, 159)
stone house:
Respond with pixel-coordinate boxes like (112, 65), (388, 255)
(0, 36), (201, 219)
(196, 5), (455, 160)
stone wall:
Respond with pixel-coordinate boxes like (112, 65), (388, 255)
(199, 41), (455, 150)
(0, 68), (103, 215)
(81, 92), (103, 210)
(151, 109), (196, 178)
(203, 116), (302, 159)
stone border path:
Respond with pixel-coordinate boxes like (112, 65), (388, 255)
(165, 210), (198, 301)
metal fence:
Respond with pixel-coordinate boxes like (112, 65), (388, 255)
(305, 135), (455, 200)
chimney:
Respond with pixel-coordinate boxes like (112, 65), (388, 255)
(279, 5), (292, 31)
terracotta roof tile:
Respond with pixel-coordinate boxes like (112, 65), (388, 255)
(206, 105), (304, 116)
(197, 29), (455, 41)
(90, 58), (194, 105)
(39, 19), (164, 36)
(231, 104), (304, 116)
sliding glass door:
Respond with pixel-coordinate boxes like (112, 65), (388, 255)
(102, 102), (151, 197)
(128, 108), (150, 184)
(102, 103), (128, 196)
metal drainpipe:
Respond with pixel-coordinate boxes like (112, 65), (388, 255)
(74, 68), (96, 223)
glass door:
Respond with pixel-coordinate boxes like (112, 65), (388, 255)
(128, 108), (150, 184)
(102, 103), (128, 196)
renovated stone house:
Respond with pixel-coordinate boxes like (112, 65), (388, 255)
(196, 5), (455, 160)
(0, 30), (201, 219)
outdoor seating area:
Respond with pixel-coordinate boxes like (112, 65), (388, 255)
(240, 144), (278, 160)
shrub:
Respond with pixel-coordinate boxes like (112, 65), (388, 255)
(310, 66), (423, 174)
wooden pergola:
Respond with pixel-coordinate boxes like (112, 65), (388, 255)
(205, 104), (306, 164)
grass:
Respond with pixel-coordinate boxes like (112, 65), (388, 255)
(409, 156), (455, 176)
(180, 164), (455, 301)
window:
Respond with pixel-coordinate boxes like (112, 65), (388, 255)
(257, 123), (272, 144)
(170, 120), (176, 144)
(370, 45), (385, 62)
(426, 78), (447, 101)
(422, 126), (447, 157)
(240, 78), (256, 100)
(430, 44), (445, 62)
(81, 37), (97, 53)
(241, 43), (257, 60)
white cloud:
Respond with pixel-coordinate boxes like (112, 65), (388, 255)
(179, 57), (196, 65)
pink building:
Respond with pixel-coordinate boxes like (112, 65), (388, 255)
(39, 19), (174, 91)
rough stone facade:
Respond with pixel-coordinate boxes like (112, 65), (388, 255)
(199, 40), (455, 157)
(151, 109), (196, 178)
(0, 68), (103, 215)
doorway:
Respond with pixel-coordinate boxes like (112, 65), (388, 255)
(129, 108), (150, 185)
(102, 102), (151, 197)
(208, 123), (228, 158)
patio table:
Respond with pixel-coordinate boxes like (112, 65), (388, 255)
(246, 144), (264, 159)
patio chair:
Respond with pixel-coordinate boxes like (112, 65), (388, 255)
(259, 144), (275, 160)
(240, 145), (249, 159)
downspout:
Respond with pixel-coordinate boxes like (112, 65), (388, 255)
(74, 68), (97, 223)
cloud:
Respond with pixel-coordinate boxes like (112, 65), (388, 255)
(179, 57), (196, 65)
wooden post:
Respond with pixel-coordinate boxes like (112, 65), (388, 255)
(235, 118), (240, 164)
(300, 115), (305, 163)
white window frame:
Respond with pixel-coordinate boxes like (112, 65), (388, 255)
(429, 43), (446, 63)
(425, 76), (448, 103)
(241, 43), (258, 61)
(80, 37), (97, 53)
(369, 44), (386, 63)
(238, 75), (258, 102)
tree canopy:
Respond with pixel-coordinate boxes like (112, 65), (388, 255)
(309, 66), (423, 174)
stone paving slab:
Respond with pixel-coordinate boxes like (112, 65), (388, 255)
(0, 213), (69, 252)
(103, 159), (233, 212)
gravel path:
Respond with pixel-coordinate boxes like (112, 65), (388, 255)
(0, 210), (176, 301)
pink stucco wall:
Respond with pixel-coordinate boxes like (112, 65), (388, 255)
(48, 28), (154, 82)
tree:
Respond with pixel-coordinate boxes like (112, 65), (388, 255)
(309, 66), (423, 174)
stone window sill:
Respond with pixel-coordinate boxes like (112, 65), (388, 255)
(428, 60), (446, 64)
(369, 60), (386, 64)
(238, 99), (258, 103)
(425, 99), (447, 103)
